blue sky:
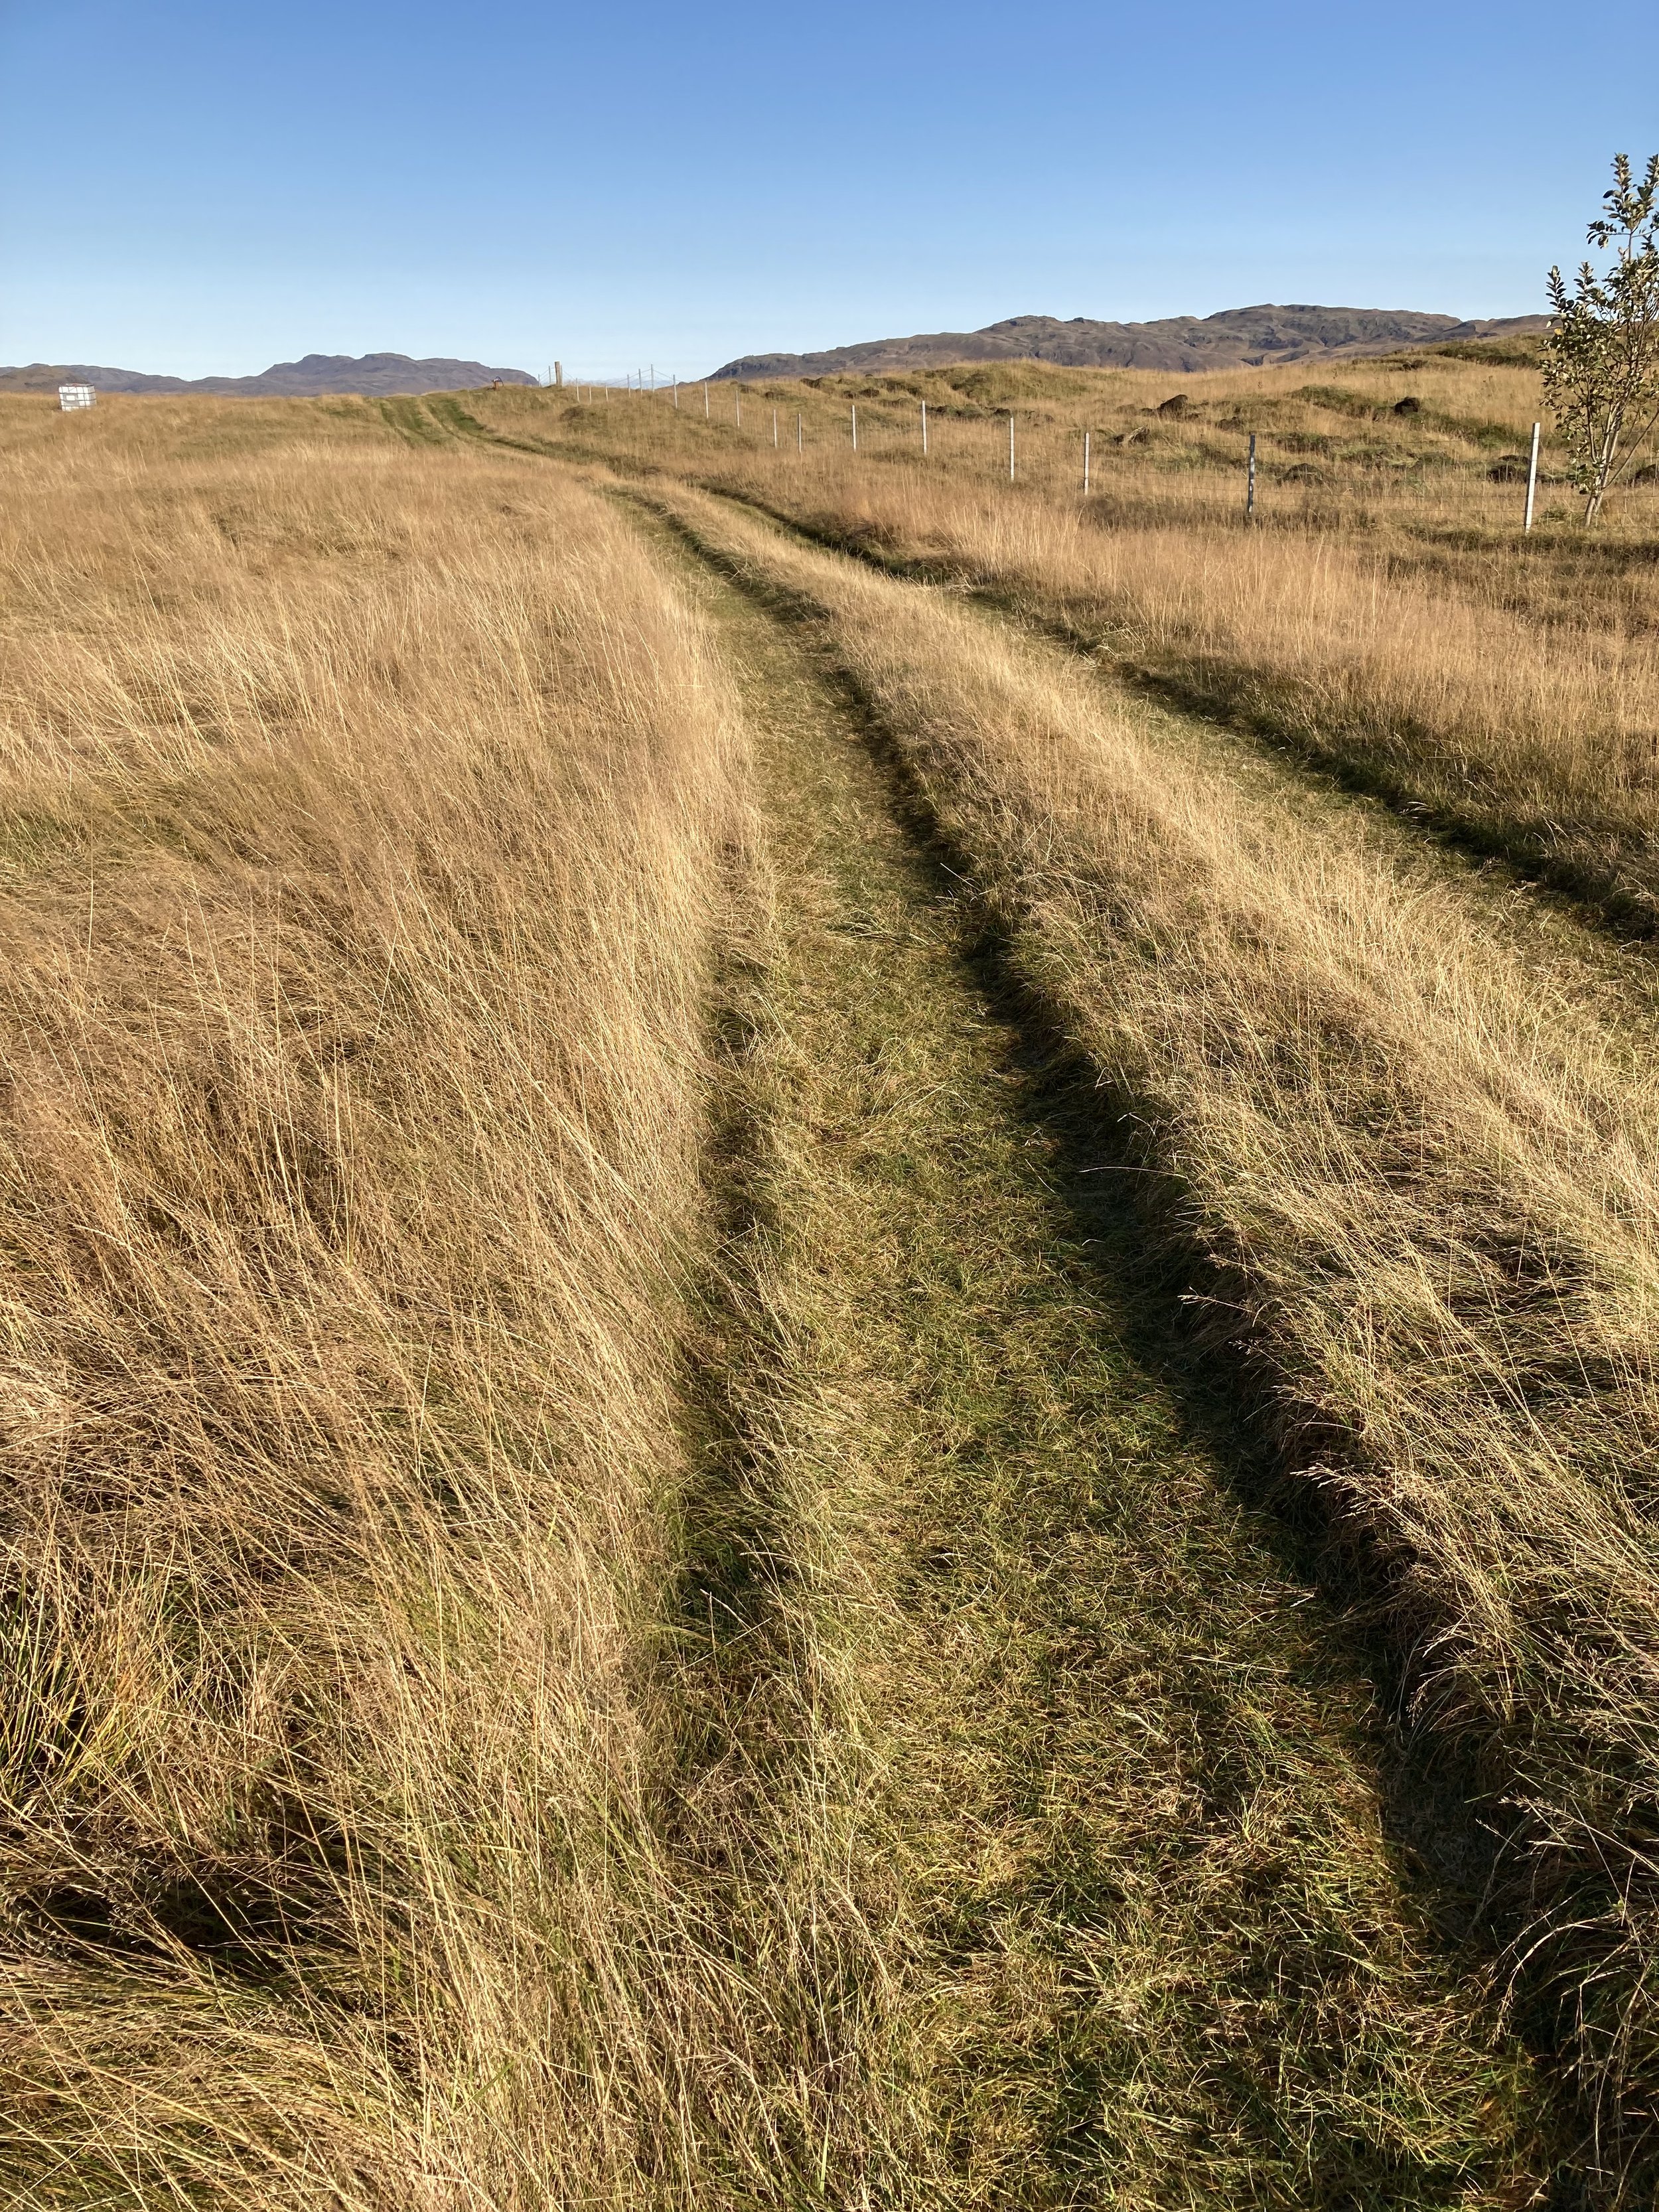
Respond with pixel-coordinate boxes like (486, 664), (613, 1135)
(2, 0), (1654, 380)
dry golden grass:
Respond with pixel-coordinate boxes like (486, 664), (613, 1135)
(643, 477), (1659, 2187)
(0, 398), (767, 2205)
(468, 348), (1659, 925)
(652, 537), (1571, 2208)
(13, 366), (1659, 2202)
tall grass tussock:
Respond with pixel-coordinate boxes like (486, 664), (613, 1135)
(0, 400), (757, 2204)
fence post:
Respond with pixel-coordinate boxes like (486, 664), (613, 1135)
(851, 404), (857, 451)
(1246, 431), (1257, 522)
(1009, 411), (1015, 482)
(921, 400), (928, 456)
(1083, 429), (1090, 494)
(1524, 421), (1541, 533)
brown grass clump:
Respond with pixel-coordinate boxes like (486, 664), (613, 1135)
(644, 479), (1659, 2185)
(0, 402), (753, 2204)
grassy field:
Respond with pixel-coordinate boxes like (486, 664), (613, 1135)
(469, 351), (1659, 929)
(3, 349), (1659, 2204)
(0, 397), (758, 2203)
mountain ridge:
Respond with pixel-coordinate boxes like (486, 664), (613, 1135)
(711, 305), (1550, 380)
(0, 352), (539, 398)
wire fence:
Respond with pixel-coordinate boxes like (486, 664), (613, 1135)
(532, 373), (1573, 534)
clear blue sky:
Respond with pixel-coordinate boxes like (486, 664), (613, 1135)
(2, 0), (1654, 381)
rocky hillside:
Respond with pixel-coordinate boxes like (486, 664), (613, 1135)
(711, 304), (1548, 380)
(0, 352), (538, 397)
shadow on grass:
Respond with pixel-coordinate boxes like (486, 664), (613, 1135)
(638, 486), (1608, 2208)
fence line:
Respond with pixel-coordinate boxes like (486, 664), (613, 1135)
(529, 374), (1563, 531)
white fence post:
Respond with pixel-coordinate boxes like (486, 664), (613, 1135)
(1524, 421), (1541, 533)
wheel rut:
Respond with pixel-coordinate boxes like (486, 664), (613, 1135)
(656, 475), (1659, 950)
(631, 502), (1582, 2208)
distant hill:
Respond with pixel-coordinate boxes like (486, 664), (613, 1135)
(0, 352), (539, 398)
(711, 305), (1550, 381)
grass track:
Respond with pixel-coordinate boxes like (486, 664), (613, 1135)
(638, 508), (1580, 2206)
(459, 366), (1659, 950)
(0, 390), (1618, 2201)
(644, 475), (1659, 946)
(627, 478), (1659, 2197)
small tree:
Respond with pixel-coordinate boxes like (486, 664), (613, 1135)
(1543, 153), (1659, 525)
